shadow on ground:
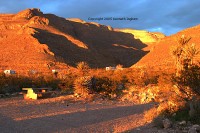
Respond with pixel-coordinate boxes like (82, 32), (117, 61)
(0, 100), (154, 133)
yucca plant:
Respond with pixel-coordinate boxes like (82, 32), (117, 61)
(171, 35), (199, 77)
(171, 35), (200, 95)
(73, 76), (93, 97)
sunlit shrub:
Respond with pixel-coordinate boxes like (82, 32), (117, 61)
(94, 77), (119, 98)
(74, 76), (93, 97)
(158, 73), (173, 87)
(58, 76), (74, 93)
(173, 64), (200, 95)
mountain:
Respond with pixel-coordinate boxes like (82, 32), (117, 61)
(133, 24), (200, 69)
(0, 8), (165, 75)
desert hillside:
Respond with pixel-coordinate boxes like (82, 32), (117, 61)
(0, 8), (166, 75)
(133, 24), (200, 69)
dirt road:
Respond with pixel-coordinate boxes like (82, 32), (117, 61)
(0, 95), (156, 133)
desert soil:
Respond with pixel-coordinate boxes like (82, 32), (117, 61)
(0, 95), (160, 133)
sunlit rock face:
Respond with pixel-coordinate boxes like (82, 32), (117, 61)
(115, 28), (165, 43)
(66, 18), (86, 23)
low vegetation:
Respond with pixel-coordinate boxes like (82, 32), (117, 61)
(144, 35), (200, 126)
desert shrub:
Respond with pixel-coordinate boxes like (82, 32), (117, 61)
(91, 68), (131, 84)
(74, 76), (93, 97)
(45, 77), (60, 90)
(0, 75), (32, 93)
(88, 68), (126, 98)
(144, 96), (187, 126)
(126, 68), (159, 87)
(20, 76), (61, 90)
(171, 99), (200, 124)
(73, 62), (93, 97)
(144, 102), (170, 125)
(188, 99), (200, 123)
(59, 76), (75, 93)
(121, 68), (142, 86)
(133, 78), (145, 86)
(16, 77), (32, 89)
(166, 35), (200, 124)
(171, 36), (199, 76)
(158, 73), (174, 87)
(144, 75), (159, 85)
(124, 69), (136, 85)
(0, 74), (62, 94)
(31, 76), (46, 87)
(133, 70), (159, 86)
(94, 77), (120, 97)
(171, 35), (200, 94)
(172, 108), (190, 121)
(173, 64), (200, 95)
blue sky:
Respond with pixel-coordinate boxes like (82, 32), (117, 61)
(0, 0), (200, 35)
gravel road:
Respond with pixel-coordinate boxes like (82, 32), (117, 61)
(0, 95), (157, 133)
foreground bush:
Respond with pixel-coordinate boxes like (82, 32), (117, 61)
(73, 76), (94, 97)
(173, 64), (200, 95)
(94, 77), (119, 97)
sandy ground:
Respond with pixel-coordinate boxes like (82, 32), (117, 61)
(0, 95), (158, 133)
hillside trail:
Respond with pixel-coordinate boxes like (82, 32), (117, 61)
(0, 95), (159, 133)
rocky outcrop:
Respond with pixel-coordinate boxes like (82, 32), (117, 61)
(28, 16), (49, 25)
(13, 8), (43, 20)
(67, 18), (86, 23)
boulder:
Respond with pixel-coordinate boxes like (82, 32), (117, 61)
(188, 127), (198, 133)
(162, 118), (172, 129)
(192, 125), (200, 132)
(178, 121), (186, 126)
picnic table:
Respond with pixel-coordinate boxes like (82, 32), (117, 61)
(22, 88), (53, 100)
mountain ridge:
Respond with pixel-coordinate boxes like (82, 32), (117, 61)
(0, 8), (157, 75)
